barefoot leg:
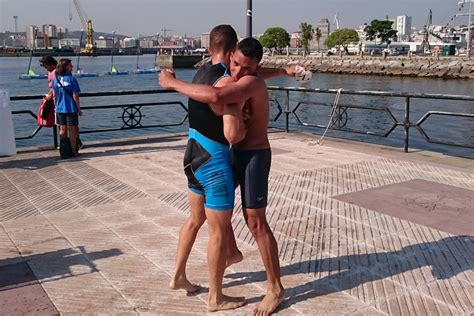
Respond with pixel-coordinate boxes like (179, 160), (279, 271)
(208, 294), (247, 312)
(170, 192), (206, 295)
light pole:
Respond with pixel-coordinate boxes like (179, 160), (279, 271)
(111, 30), (116, 71)
(77, 29), (84, 72)
(459, 0), (473, 57)
(469, 0), (472, 57)
(246, 0), (252, 38)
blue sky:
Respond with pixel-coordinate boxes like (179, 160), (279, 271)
(0, 0), (466, 37)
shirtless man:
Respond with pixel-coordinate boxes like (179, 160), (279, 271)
(160, 38), (287, 315)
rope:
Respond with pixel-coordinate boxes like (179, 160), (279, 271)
(307, 88), (343, 146)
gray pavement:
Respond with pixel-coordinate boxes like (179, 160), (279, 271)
(0, 132), (472, 315)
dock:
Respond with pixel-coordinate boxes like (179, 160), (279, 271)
(0, 132), (472, 315)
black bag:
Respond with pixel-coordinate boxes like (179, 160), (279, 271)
(59, 138), (73, 159)
(41, 99), (55, 119)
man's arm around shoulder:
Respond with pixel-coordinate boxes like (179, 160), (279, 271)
(159, 70), (263, 105)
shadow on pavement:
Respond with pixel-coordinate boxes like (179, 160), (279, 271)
(0, 246), (123, 289)
(224, 236), (473, 312)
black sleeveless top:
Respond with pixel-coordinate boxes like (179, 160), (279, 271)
(188, 62), (229, 145)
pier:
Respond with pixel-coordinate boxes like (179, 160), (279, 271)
(261, 55), (474, 79)
(2, 86), (473, 314)
(0, 131), (472, 314)
(156, 55), (207, 69)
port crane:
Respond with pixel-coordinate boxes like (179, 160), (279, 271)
(70, 0), (95, 54)
(421, 9), (433, 52)
(160, 28), (175, 38)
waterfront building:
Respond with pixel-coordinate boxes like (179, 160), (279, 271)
(96, 36), (113, 49)
(290, 31), (301, 48)
(57, 27), (69, 39)
(356, 24), (368, 43)
(34, 37), (44, 48)
(182, 37), (198, 49)
(139, 39), (158, 49)
(59, 38), (80, 49)
(48, 37), (59, 48)
(123, 37), (138, 48)
(25, 25), (37, 48)
(42, 24), (57, 48)
(397, 15), (412, 41)
(318, 19), (330, 49)
(200, 32), (210, 49)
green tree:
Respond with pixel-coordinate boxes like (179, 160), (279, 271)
(364, 19), (398, 45)
(324, 28), (359, 54)
(315, 27), (322, 49)
(259, 27), (290, 53)
(299, 22), (313, 54)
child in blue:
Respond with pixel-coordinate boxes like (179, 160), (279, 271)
(52, 58), (82, 157)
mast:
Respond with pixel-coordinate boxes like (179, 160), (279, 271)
(76, 29), (84, 72)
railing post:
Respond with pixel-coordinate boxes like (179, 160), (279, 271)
(403, 96), (410, 153)
(285, 90), (290, 132)
(53, 124), (58, 149)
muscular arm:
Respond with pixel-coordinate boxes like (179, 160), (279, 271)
(214, 77), (246, 144)
(159, 70), (263, 105)
(257, 65), (299, 79)
(223, 103), (246, 144)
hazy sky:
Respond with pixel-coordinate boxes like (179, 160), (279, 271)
(0, 0), (467, 37)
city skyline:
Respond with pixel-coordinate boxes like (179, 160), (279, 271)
(0, 0), (468, 37)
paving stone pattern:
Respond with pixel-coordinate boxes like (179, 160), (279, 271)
(0, 133), (472, 315)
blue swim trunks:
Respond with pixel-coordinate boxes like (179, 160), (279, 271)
(183, 128), (234, 210)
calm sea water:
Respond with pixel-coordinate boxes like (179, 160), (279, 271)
(1, 55), (473, 158)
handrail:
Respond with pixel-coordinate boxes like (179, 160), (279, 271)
(10, 87), (474, 102)
(10, 87), (474, 153)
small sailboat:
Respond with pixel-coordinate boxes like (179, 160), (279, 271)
(134, 66), (160, 74)
(19, 68), (48, 80)
(105, 38), (129, 75)
(74, 68), (99, 77)
(107, 65), (129, 76)
(19, 33), (47, 80)
(73, 32), (99, 78)
(134, 48), (160, 74)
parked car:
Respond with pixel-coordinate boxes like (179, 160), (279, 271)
(370, 48), (382, 55)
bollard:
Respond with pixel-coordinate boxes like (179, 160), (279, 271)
(0, 90), (17, 156)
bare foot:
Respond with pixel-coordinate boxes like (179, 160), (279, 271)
(253, 289), (285, 315)
(169, 275), (203, 296)
(225, 251), (243, 268)
(208, 294), (246, 312)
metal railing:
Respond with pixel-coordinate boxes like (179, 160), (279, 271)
(11, 90), (185, 149)
(10, 87), (474, 152)
(267, 86), (474, 152)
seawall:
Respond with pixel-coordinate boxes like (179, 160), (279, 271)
(260, 55), (474, 79)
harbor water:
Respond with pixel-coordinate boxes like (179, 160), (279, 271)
(1, 55), (473, 158)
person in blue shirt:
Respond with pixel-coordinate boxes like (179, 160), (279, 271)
(52, 58), (82, 157)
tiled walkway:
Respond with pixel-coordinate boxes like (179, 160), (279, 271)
(0, 132), (472, 315)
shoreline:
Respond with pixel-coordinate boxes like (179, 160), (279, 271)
(260, 55), (474, 79)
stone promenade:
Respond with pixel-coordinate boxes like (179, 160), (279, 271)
(0, 132), (472, 315)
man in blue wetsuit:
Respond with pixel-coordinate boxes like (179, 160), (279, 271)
(165, 25), (246, 312)
(161, 37), (300, 315)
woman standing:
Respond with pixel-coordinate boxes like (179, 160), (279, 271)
(52, 58), (82, 158)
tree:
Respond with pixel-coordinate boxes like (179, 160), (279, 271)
(324, 28), (359, 54)
(364, 19), (398, 45)
(315, 27), (322, 49)
(299, 22), (313, 54)
(259, 27), (290, 53)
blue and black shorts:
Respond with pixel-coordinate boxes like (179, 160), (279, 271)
(183, 128), (234, 211)
(232, 147), (272, 209)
